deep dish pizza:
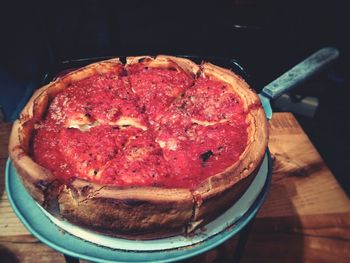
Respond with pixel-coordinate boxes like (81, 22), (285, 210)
(9, 55), (268, 239)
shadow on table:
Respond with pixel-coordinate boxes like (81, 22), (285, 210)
(1, 124), (13, 200)
(240, 185), (304, 263)
(0, 159), (6, 200)
(0, 245), (19, 263)
(236, 153), (311, 263)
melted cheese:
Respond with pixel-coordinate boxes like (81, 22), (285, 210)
(191, 118), (229, 126)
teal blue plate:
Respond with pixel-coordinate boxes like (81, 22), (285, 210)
(5, 151), (272, 263)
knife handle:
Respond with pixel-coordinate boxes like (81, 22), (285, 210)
(262, 47), (339, 99)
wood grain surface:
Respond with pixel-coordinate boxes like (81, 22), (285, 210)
(1, 113), (349, 263)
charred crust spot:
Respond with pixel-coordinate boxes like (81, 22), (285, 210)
(35, 180), (50, 191)
(66, 177), (78, 186)
(199, 150), (214, 166)
(138, 57), (152, 63)
(178, 101), (187, 110)
(124, 199), (149, 206)
(120, 68), (128, 77)
(140, 105), (146, 113)
(81, 185), (92, 196)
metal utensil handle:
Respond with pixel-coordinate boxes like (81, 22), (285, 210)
(262, 47), (339, 99)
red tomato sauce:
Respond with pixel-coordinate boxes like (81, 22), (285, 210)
(32, 64), (248, 189)
(33, 123), (73, 180)
(174, 77), (246, 124)
(156, 114), (247, 189)
(98, 129), (171, 186)
(48, 72), (146, 126)
(128, 66), (193, 122)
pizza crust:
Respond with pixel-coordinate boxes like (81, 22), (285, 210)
(126, 55), (200, 78)
(58, 179), (193, 239)
(8, 55), (268, 239)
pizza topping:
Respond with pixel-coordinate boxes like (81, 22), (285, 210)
(110, 116), (148, 131)
(128, 66), (194, 122)
(173, 77), (245, 124)
(199, 150), (214, 166)
(47, 71), (147, 129)
(33, 123), (73, 180)
(98, 130), (170, 187)
(191, 118), (229, 126)
(58, 125), (125, 181)
(67, 120), (100, 132)
(157, 122), (247, 188)
(32, 59), (250, 189)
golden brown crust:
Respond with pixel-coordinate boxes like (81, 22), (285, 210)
(58, 179), (193, 239)
(126, 55), (200, 78)
(8, 56), (268, 240)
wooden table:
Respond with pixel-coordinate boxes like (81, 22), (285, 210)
(1, 113), (349, 262)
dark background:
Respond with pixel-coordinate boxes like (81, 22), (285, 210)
(1, 0), (349, 195)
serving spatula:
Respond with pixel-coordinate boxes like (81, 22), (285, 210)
(259, 47), (340, 119)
